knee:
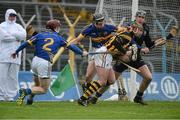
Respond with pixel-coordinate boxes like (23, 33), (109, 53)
(147, 75), (152, 81)
(106, 80), (115, 86)
(85, 74), (93, 82)
(98, 80), (107, 87)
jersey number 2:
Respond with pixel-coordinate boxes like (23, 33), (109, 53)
(42, 38), (54, 52)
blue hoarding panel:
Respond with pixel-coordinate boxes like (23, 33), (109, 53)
(17, 71), (179, 101)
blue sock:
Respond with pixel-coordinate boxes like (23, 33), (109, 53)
(25, 88), (32, 95)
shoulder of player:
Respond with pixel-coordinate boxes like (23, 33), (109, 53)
(54, 34), (66, 42)
(57, 35), (67, 44)
(80, 24), (95, 35)
(82, 24), (93, 31)
(34, 32), (65, 43)
(104, 24), (117, 29)
(32, 32), (50, 40)
(57, 35), (64, 40)
(39, 31), (58, 36)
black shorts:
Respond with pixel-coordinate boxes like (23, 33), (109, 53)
(113, 59), (145, 73)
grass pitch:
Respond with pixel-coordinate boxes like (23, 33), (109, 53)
(0, 101), (180, 119)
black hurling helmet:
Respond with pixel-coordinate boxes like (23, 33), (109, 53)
(135, 10), (146, 17)
(92, 13), (105, 23)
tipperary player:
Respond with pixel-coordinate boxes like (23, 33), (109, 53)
(70, 13), (122, 93)
(11, 19), (87, 105)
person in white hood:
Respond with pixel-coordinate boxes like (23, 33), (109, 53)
(0, 9), (26, 101)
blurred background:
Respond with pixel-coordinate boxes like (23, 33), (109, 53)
(0, 0), (180, 74)
(0, 0), (99, 73)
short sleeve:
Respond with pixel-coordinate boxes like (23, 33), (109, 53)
(81, 24), (92, 37)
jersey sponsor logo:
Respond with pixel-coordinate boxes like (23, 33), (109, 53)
(161, 76), (179, 99)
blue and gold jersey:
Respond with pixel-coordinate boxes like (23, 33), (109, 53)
(27, 31), (66, 62)
(81, 24), (117, 48)
(15, 31), (83, 62)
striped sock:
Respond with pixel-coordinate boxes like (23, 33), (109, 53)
(81, 81), (101, 100)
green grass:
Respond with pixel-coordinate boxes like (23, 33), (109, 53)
(0, 101), (180, 119)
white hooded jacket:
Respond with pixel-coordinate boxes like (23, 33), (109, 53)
(0, 9), (26, 65)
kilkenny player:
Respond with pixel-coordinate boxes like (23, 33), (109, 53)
(113, 10), (165, 105)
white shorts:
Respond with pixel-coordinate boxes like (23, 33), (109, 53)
(31, 56), (52, 78)
(88, 47), (97, 61)
(94, 46), (112, 69)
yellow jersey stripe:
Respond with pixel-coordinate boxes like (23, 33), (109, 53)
(27, 40), (33, 46)
(79, 33), (85, 38)
(92, 34), (113, 42)
(119, 34), (132, 41)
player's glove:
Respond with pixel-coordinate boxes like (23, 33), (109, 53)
(154, 38), (166, 46)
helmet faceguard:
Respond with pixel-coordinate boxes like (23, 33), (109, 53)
(92, 13), (105, 29)
(135, 10), (146, 18)
(92, 13), (105, 23)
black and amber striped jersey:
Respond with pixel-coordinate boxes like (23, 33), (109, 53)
(104, 31), (134, 54)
